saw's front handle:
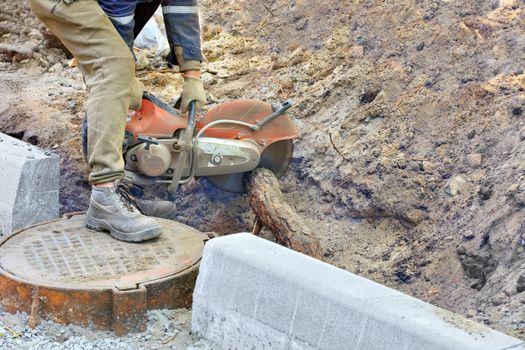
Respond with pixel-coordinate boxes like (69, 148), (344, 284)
(252, 100), (292, 131)
(168, 100), (197, 194)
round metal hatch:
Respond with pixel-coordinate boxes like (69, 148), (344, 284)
(0, 213), (209, 335)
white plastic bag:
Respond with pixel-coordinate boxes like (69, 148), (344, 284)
(134, 16), (170, 57)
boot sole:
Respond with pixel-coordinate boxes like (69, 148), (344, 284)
(85, 216), (162, 243)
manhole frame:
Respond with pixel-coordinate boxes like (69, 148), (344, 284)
(0, 213), (207, 335)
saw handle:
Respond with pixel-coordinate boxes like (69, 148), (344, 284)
(185, 100), (197, 143)
(167, 100), (197, 194)
(252, 100), (293, 131)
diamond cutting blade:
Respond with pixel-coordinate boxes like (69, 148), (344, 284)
(205, 140), (294, 193)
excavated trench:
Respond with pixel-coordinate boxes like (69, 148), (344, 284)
(1, 0), (525, 342)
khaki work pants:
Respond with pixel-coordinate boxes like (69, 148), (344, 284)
(28, 0), (144, 184)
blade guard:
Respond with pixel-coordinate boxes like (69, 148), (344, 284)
(198, 99), (299, 150)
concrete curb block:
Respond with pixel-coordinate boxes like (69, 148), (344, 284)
(0, 133), (59, 237)
(192, 233), (525, 350)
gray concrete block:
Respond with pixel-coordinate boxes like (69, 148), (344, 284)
(192, 233), (525, 350)
(0, 133), (59, 237)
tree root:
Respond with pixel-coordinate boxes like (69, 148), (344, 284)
(246, 168), (323, 260)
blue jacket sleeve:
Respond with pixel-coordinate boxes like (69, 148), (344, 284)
(98, 0), (140, 50)
(161, 0), (203, 63)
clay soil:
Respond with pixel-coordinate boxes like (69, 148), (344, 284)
(1, 0), (525, 341)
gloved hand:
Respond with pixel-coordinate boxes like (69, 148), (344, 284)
(181, 76), (206, 113)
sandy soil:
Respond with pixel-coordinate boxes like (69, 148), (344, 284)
(1, 0), (525, 341)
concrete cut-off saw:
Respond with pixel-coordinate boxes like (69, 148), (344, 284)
(82, 93), (298, 193)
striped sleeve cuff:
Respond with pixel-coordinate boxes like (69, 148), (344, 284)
(163, 5), (198, 14)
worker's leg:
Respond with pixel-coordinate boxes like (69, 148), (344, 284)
(28, 0), (144, 184)
(28, 0), (162, 242)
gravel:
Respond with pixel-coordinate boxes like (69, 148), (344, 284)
(0, 307), (218, 349)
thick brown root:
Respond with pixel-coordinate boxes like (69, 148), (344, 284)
(246, 168), (323, 260)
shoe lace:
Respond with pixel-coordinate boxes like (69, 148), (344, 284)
(115, 182), (141, 214)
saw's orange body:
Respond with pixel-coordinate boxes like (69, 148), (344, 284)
(126, 99), (298, 150)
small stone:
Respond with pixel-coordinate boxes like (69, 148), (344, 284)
(350, 45), (364, 58)
(403, 209), (427, 225)
(466, 309), (476, 318)
(466, 153), (482, 168)
(517, 274), (525, 293)
(508, 183), (519, 194)
(295, 18), (308, 31)
(494, 110), (511, 126)
(289, 48), (305, 66)
(462, 232), (475, 240)
(500, 0), (519, 9)
(201, 72), (215, 85)
(470, 170), (486, 182)
(206, 93), (218, 104)
(491, 292), (506, 306)
(516, 160), (525, 171)
(446, 175), (470, 195)
(492, 44), (507, 58)
(216, 70), (229, 78)
(512, 106), (523, 117)
(422, 161), (437, 172)
(69, 57), (78, 68)
(478, 186), (493, 201)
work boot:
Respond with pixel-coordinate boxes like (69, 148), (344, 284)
(135, 198), (178, 220)
(85, 186), (162, 242)
(117, 181), (178, 220)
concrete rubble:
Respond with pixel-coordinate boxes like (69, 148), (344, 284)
(0, 308), (217, 350)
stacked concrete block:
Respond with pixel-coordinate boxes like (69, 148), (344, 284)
(0, 133), (60, 237)
(192, 233), (525, 350)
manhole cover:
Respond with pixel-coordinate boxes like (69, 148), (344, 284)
(0, 213), (208, 335)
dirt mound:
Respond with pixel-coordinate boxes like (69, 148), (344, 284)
(1, 0), (524, 339)
(196, 0), (525, 338)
